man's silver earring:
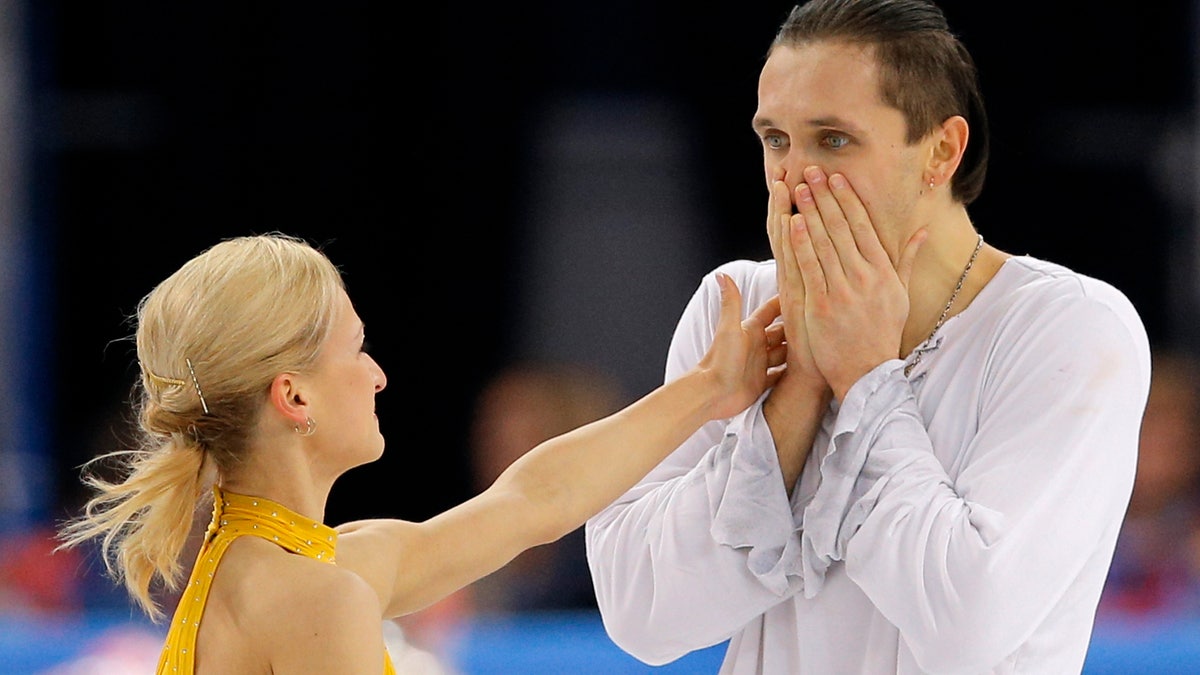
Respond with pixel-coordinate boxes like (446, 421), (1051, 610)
(928, 177), (936, 189)
(295, 416), (317, 436)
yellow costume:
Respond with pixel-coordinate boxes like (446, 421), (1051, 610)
(157, 486), (396, 674)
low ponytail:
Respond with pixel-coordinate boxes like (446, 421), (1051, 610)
(58, 434), (210, 621)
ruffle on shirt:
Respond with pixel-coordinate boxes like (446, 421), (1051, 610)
(707, 394), (807, 597)
(800, 359), (911, 599)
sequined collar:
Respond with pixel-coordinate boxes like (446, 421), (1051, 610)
(208, 486), (338, 563)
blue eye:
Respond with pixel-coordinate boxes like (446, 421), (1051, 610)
(822, 133), (849, 150)
(764, 134), (786, 150)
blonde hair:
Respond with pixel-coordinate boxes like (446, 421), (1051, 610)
(56, 232), (345, 621)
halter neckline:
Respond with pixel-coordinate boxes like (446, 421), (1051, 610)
(208, 486), (338, 562)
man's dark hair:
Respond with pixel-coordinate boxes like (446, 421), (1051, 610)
(772, 0), (989, 205)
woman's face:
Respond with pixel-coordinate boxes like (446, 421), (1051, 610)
(303, 289), (388, 471)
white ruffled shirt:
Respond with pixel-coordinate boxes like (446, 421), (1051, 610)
(586, 255), (1151, 674)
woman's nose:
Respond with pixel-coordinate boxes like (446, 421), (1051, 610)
(372, 357), (387, 392)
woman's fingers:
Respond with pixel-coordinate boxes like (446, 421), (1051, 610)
(718, 276), (784, 359)
(765, 320), (785, 347)
(715, 272), (745, 333)
(744, 293), (782, 333)
(709, 274), (789, 412)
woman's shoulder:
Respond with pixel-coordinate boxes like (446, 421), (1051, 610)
(269, 562), (383, 670)
(208, 537), (375, 631)
(243, 537), (374, 613)
(203, 539), (382, 669)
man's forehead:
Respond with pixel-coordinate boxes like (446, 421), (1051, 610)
(755, 44), (886, 125)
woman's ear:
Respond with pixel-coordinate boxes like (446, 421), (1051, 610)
(927, 115), (968, 186)
(269, 372), (309, 428)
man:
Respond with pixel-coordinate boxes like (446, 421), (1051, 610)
(584, 1), (1152, 673)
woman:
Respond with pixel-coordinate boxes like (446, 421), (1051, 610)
(56, 232), (785, 674)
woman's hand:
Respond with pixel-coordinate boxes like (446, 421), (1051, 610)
(697, 274), (787, 420)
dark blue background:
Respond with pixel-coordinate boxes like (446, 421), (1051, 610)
(31, 1), (1196, 527)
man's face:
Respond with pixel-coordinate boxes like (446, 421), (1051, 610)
(753, 40), (928, 252)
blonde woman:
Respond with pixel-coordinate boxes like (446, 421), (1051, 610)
(56, 232), (786, 674)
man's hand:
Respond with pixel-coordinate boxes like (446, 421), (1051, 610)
(781, 166), (924, 400)
(763, 170), (833, 490)
(766, 171), (826, 395)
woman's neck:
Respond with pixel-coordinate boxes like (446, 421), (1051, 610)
(218, 441), (332, 524)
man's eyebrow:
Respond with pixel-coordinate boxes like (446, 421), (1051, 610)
(751, 115), (776, 131)
(808, 116), (866, 134)
(752, 115), (866, 135)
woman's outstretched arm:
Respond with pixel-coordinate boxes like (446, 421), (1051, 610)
(336, 275), (785, 617)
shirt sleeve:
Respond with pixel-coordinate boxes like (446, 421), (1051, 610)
(585, 262), (811, 666)
(799, 291), (1151, 674)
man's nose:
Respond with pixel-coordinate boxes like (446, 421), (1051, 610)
(778, 152), (814, 187)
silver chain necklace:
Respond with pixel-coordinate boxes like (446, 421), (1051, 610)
(904, 233), (984, 377)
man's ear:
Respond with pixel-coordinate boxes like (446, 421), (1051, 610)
(268, 372), (309, 428)
(927, 115), (968, 185)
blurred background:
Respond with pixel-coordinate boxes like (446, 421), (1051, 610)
(1, 0), (1199, 673)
